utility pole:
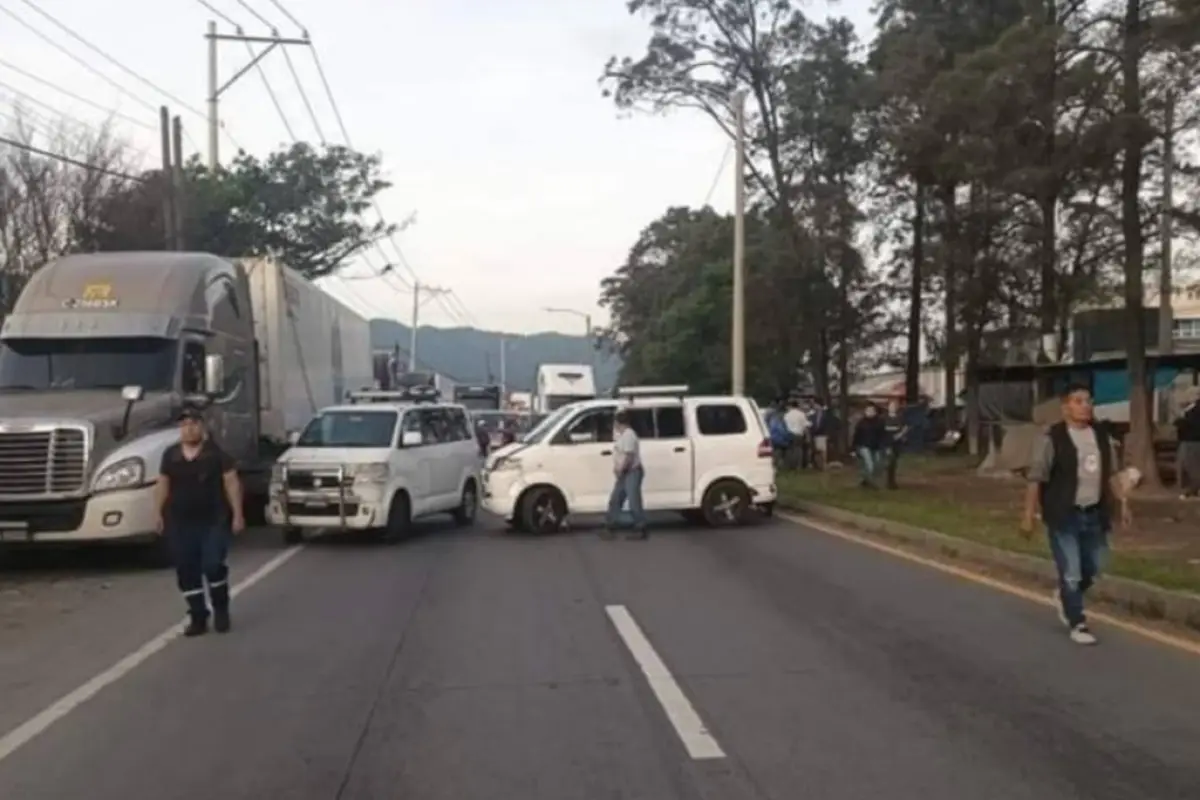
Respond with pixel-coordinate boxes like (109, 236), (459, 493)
(1159, 91), (1175, 355)
(171, 115), (185, 251)
(732, 90), (747, 396)
(159, 106), (175, 250)
(409, 281), (450, 369)
(499, 337), (507, 397)
(206, 20), (311, 168)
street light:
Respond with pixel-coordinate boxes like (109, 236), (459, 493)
(543, 306), (594, 366)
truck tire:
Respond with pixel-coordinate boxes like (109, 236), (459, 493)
(701, 479), (751, 527)
(452, 480), (478, 527)
(382, 492), (411, 543)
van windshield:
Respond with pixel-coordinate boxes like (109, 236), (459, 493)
(0, 337), (176, 391)
(520, 404), (576, 444)
(296, 410), (398, 447)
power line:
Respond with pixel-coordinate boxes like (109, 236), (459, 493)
(0, 80), (116, 139)
(193, 3), (296, 142)
(0, 57), (156, 130)
(0, 133), (146, 182)
(703, 141), (733, 207)
(282, 47), (325, 142)
(16, 0), (205, 118)
(265, 0), (306, 34)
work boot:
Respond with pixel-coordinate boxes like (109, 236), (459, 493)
(183, 616), (208, 637)
(213, 607), (231, 633)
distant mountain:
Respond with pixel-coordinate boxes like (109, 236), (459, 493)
(369, 319), (622, 391)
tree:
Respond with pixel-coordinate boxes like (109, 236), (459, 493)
(77, 143), (394, 280)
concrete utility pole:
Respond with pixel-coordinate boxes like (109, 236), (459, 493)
(732, 90), (747, 396)
(410, 282), (451, 368)
(499, 337), (507, 397)
(206, 20), (311, 168)
(159, 106), (175, 250)
(171, 115), (185, 251)
(1159, 91), (1176, 355)
(543, 307), (592, 365)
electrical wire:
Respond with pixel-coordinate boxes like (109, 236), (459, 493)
(0, 133), (146, 181)
(703, 141), (733, 207)
(0, 87), (105, 138)
(265, 0), (306, 34)
(16, 0), (205, 118)
(0, 56), (156, 131)
(282, 47), (325, 143)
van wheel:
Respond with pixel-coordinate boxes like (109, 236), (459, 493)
(521, 487), (566, 535)
(453, 480), (478, 527)
(701, 479), (751, 527)
(383, 492), (412, 543)
(282, 526), (303, 546)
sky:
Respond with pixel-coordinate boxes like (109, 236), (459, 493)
(0, 0), (875, 336)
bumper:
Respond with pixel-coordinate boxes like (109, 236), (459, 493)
(266, 487), (385, 531)
(0, 484), (159, 544)
(480, 469), (524, 520)
(750, 482), (778, 504)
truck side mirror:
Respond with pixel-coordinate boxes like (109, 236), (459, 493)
(121, 385), (144, 403)
(204, 354), (225, 395)
(113, 385), (144, 441)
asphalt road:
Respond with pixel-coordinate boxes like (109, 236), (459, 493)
(0, 512), (1197, 800)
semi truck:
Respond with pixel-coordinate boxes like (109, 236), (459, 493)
(533, 363), (596, 412)
(0, 251), (372, 558)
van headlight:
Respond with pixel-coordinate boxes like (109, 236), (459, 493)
(271, 462), (286, 483)
(93, 457), (145, 493)
(350, 463), (389, 483)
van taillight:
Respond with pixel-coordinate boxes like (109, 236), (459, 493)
(757, 438), (772, 458)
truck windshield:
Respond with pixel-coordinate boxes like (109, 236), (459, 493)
(546, 394), (592, 411)
(296, 410), (398, 447)
(0, 337), (176, 391)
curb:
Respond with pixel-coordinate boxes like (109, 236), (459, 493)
(780, 498), (1200, 633)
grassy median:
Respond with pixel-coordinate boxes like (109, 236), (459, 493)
(776, 455), (1200, 595)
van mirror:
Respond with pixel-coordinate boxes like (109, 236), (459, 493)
(401, 430), (423, 447)
(204, 354), (225, 395)
(120, 385), (144, 403)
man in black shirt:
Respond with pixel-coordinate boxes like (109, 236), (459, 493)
(156, 408), (245, 636)
(882, 399), (908, 490)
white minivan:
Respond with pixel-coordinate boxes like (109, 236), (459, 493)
(481, 386), (776, 533)
(266, 394), (479, 544)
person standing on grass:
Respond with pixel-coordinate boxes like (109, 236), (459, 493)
(783, 399), (809, 469)
(852, 403), (886, 488)
(1173, 394), (1200, 498)
(603, 408), (647, 540)
(882, 399), (908, 490)
(156, 407), (245, 637)
(1021, 383), (1131, 646)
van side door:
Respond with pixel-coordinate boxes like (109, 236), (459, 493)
(397, 408), (435, 514)
(630, 403), (693, 508)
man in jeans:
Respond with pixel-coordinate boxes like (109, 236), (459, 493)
(156, 407), (245, 636)
(602, 408), (647, 540)
(1022, 383), (1131, 645)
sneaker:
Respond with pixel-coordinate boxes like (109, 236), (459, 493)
(1051, 590), (1068, 628)
(213, 608), (231, 634)
(183, 618), (208, 637)
(1069, 625), (1097, 645)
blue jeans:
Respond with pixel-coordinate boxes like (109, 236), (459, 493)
(167, 520), (231, 619)
(1046, 507), (1108, 627)
(856, 447), (879, 486)
(606, 466), (646, 530)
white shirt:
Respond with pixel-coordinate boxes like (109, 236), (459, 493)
(784, 408), (809, 436)
(613, 426), (640, 473)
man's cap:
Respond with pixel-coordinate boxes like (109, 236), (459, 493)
(178, 407), (204, 422)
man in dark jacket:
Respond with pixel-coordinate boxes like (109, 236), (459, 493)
(852, 403), (886, 488)
(1021, 383), (1131, 645)
(1173, 396), (1200, 497)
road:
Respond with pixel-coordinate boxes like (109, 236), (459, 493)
(0, 513), (1197, 800)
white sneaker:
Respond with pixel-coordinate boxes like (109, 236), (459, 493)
(1051, 590), (1068, 628)
(1069, 625), (1097, 645)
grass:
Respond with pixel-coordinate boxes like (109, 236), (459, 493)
(777, 457), (1200, 596)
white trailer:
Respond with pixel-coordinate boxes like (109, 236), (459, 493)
(245, 258), (373, 442)
(534, 363), (597, 412)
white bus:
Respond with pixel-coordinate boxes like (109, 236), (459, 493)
(534, 363), (596, 412)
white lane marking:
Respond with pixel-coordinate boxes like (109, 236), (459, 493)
(0, 545), (304, 764)
(605, 604), (725, 760)
(782, 512), (1200, 657)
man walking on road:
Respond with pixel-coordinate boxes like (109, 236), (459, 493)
(603, 408), (647, 540)
(156, 407), (245, 637)
(1022, 383), (1130, 645)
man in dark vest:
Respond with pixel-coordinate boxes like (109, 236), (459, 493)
(1021, 383), (1131, 645)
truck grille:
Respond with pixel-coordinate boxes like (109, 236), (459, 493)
(285, 469), (352, 491)
(0, 428), (88, 495)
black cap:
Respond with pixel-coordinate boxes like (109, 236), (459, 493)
(178, 406), (204, 422)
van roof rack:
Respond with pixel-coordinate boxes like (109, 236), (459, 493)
(347, 387), (440, 405)
(613, 384), (690, 401)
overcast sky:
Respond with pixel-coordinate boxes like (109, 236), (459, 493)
(0, 0), (874, 335)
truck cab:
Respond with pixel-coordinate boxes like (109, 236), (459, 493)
(0, 253), (256, 553)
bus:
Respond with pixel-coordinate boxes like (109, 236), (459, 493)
(453, 383), (503, 411)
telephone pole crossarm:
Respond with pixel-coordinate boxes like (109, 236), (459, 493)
(215, 42), (280, 98)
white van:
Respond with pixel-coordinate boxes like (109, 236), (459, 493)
(266, 393), (480, 543)
(481, 386), (776, 533)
